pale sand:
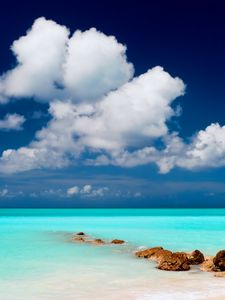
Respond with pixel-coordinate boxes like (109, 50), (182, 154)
(1, 268), (225, 300)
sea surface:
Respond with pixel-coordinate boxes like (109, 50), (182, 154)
(0, 208), (225, 300)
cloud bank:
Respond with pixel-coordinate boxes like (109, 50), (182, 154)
(0, 17), (224, 174)
(67, 184), (109, 197)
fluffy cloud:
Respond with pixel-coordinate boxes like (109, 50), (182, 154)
(0, 18), (69, 101)
(67, 186), (79, 196)
(0, 113), (25, 131)
(0, 66), (184, 173)
(67, 184), (108, 197)
(165, 123), (225, 172)
(0, 17), (133, 103)
(0, 17), (224, 175)
(63, 28), (134, 102)
(87, 123), (225, 174)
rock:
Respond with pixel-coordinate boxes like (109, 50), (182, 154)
(91, 239), (105, 245)
(150, 249), (173, 262)
(213, 250), (225, 271)
(71, 236), (85, 242)
(158, 252), (190, 271)
(200, 257), (215, 272)
(76, 232), (85, 236)
(188, 250), (205, 265)
(135, 247), (163, 258)
(111, 239), (125, 244)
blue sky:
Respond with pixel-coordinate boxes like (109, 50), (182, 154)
(0, 0), (225, 207)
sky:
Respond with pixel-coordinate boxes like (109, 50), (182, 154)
(0, 0), (225, 207)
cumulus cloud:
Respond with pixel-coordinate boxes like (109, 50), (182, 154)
(0, 66), (184, 173)
(0, 17), (224, 174)
(0, 17), (133, 103)
(67, 186), (79, 196)
(63, 28), (134, 102)
(0, 113), (25, 131)
(67, 184), (108, 197)
(0, 17), (69, 101)
(80, 184), (92, 194)
(162, 123), (225, 172)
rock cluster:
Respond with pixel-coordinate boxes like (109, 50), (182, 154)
(70, 231), (225, 276)
(135, 247), (191, 271)
(135, 246), (210, 272)
(71, 232), (125, 246)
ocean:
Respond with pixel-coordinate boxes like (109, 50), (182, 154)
(0, 208), (225, 300)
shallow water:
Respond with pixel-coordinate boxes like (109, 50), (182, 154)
(0, 208), (225, 299)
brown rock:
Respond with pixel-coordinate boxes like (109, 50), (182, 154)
(158, 252), (190, 271)
(76, 232), (85, 236)
(91, 239), (105, 245)
(213, 250), (225, 271)
(135, 247), (163, 258)
(111, 239), (125, 244)
(188, 250), (205, 265)
(200, 257), (215, 272)
(150, 249), (173, 262)
(71, 236), (85, 242)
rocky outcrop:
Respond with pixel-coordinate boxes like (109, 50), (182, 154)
(188, 250), (205, 265)
(213, 250), (225, 271)
(135, 247), (163, 258)
(111, 239), (125, 244)
(70, 232), (225, 277)
(158, 252), (190, 271)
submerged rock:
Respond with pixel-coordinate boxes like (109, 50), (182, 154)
(71, 236), (85, 242)
(158, 252), (190, 271)
(213, 250), (225, 271)
(91, 239), (105, 245)
(188, 250), (205, 265)
(135, 247), (163, 258)
(111, 239), (125, 244)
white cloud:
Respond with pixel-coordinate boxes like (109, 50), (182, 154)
(80, 184), (92, 194)
(72, 67), (184, 150)
(67, 186), (79, 196)
(0, 17), (133, 103)
(0, 113), (25, 131)
(0, 65), (185, 174)
(0, 17), (224, 175)
(66, 184), (108, 197)
(165, 123), (225, 172)
(0, 17), (69, 101)
(63, 28), (134, 102)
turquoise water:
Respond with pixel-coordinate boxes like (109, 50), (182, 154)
(1, 208), (225, 299)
